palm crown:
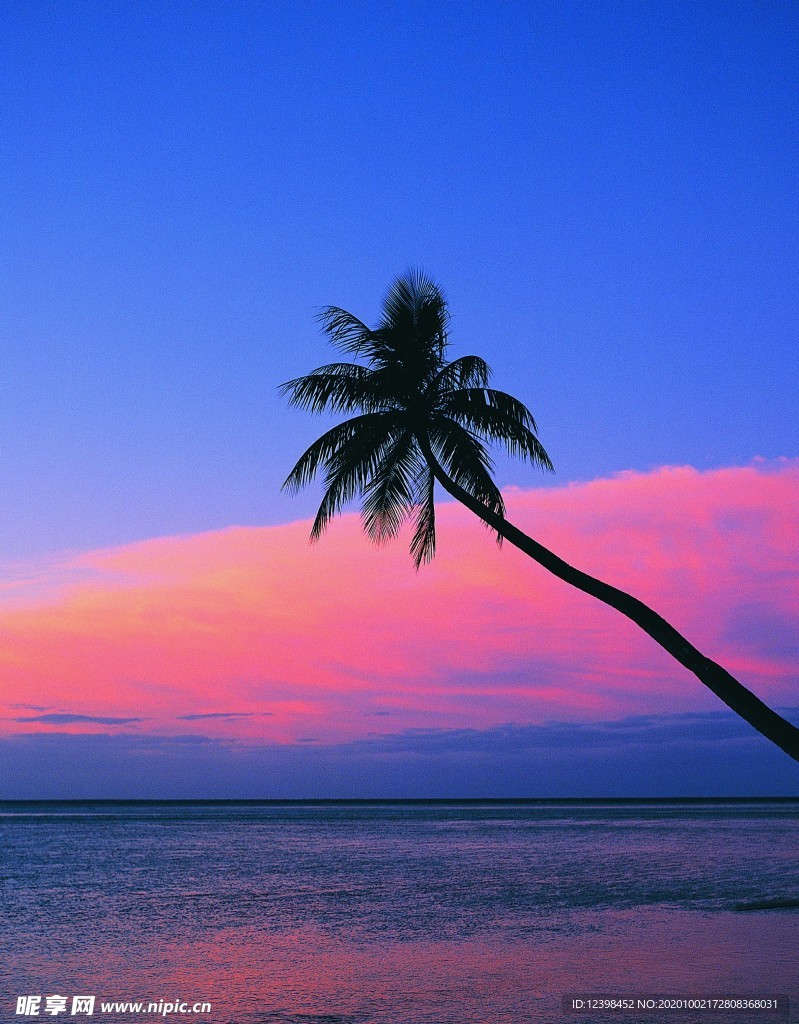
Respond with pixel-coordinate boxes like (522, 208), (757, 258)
(281, 270), (553, 566)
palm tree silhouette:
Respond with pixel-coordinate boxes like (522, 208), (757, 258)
(281, 270), (799, 763)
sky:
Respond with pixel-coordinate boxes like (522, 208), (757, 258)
(0, 1), (797, 796)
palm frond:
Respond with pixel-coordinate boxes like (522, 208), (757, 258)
(428, 415), (505, 518)
(361, 430), (421, 542)
(437, 388), (554, 470)
(282, 412), (401, 494)
(316, 306), (389, 360)
(409, 467), (436, 567)
(431, 355), (491, 395)
(281, 421), (351, 495)
(311, 414), (406, 539)
(379, 272), (419, 331)
(280, 363), (394, 415)
(379, 270), (449, 353)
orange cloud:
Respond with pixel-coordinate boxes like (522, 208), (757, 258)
(0, 461), (796, 742)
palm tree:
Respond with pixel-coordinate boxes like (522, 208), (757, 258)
(281, 270), (799, 763)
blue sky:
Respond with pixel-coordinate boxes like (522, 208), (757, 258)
(1, 0), (796, 561)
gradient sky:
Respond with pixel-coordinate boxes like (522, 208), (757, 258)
(1, 2), (797, 795)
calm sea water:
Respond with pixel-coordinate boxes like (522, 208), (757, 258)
(0, 800), (797, 1024)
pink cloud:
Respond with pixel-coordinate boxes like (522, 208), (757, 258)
(0, 460), (796, 742)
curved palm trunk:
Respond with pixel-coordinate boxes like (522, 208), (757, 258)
(419, 439), (799, 763)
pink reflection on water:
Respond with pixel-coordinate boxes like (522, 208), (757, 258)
(10, 909), (797, 1023)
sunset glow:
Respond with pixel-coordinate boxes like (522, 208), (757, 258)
(2, 461), (795, 746)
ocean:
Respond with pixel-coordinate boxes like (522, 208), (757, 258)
(1, 800), (797, 1023)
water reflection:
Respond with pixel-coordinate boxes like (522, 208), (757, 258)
(1, 802), (797, 1023)
(4, 910), (796, 1023)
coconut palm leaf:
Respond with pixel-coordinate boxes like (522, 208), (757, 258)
(433, 355), (491, 393)
(280, 363), (392, 415)
(409, 467), (436, 566)
(361, 431), (423, 543)
(438, 388), (554, 467)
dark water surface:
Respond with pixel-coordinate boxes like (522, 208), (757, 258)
(1, 800), (797, 1023)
